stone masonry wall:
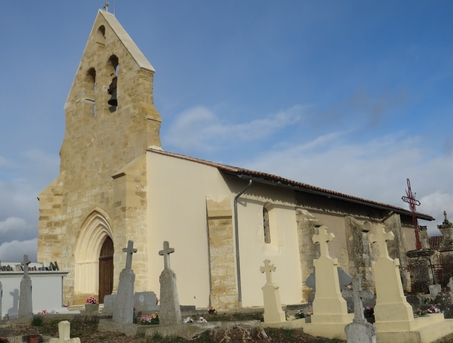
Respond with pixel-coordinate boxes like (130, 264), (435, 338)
(206, 197), (239, 310)
(296, 208), (320, 302)
(37, 11), (161, 305)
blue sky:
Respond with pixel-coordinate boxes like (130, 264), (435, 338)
(1, 1), (452, 261)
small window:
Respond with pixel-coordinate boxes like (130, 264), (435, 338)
(263, 207), (271, 244)
(96, 25), (106, 45)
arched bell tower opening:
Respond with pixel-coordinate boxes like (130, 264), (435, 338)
(74, 210), (114, 304)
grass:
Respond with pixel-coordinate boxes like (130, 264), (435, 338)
(30, 315), (44, 327)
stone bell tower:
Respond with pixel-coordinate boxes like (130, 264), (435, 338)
(38, 9), (162, 305)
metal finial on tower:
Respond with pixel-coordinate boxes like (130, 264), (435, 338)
(103, 2), (110, 12)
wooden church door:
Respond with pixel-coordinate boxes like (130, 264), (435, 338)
(99, 236), (114, 304)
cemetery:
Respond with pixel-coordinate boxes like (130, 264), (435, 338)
(3, 223), (453, 342)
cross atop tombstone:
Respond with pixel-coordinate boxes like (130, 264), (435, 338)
(159, 241), (175, 270)
(49, 320), (81, 343)
(313, 225), (335, 258)
(21, 255), (31, 277)
(260, 259), (276, 284)
(343, 277), (374, 324)
(122, 240), (137, 270)
(369, 224), (394, 258)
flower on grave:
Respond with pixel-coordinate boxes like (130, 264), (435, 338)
(427, 305), (441, 314)
(294, 309), (305, 319)
(133, 306), (136, 312)
(86, 296), (98, 304)
(183, 317), (194, 324)
(140, 312), (159, 325)
(415, 309), (428, 317)
(37, 310), (48, 315)
(197, 316), (207, 323)
(0, 336), (9, 343)
(208, 306), (217, 315)
(363, 305), (374, 318)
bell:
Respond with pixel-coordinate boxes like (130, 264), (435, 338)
(107, 76), (118, 106)
(108, 88), (117, 107)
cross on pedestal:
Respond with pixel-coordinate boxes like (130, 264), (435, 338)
(369, 224), (394, 258)
(21, 255), (31, 277)
(260, 259), (276, 284)
(122, 240), (137, 270)
(343, 277), (374, 324)
(313, 225), (335, 257)
(159, 241), (175, 270)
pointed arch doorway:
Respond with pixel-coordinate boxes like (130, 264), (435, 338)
(99, 236), (114, 304)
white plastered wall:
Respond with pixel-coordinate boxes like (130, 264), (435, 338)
(146, 152), (231, 308)
(231, 179), (302, 308)
(146, 152), (304, 308)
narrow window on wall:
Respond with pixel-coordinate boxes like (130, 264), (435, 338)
(107, 55), (119, 110)
(263, 207), (271, 243)
(87, 68), (96, 116)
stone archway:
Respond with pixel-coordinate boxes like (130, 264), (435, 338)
(74, 210), (114, 303)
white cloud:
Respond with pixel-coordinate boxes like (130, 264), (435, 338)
(165, 105), (305, 152)
(0, 239), (37, 262)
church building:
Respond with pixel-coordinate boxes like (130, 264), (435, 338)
(37, 9), (434, 309)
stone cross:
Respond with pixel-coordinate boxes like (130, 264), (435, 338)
(122, 240), (137, 270)
(313, 225), (335, 257)
(21, 255), (31, 277)
(159, 241), (175, 270)
(369, 224), (394, 258)
(343, 277), (374, 324)
(103, 2), (109, 12)
(260, 259), (276, 284)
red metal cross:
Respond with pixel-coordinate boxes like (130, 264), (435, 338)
(401, 178), (422, 250)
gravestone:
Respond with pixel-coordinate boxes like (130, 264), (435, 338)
(104, 291), (159, 315)
(306, 267), (352, 292)
(343, 277), (376, 343)
(102, 294), (116, 315)
(310, 225), (353, 325)
(134, 291), (159, 313)
(50, 320), (81, 343)
(112, 240), (137, 324)
(369, 224), (414, 328)
(260, 259), (286, 323)
(18, 254), (33, 318)
(159, 241), (182, 326)
(429, 284), (442, 299)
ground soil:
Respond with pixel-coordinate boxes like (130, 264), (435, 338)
(0, 314), (348, 343)
(4, 314), (453, 342)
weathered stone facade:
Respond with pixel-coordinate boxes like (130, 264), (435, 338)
(38, 10), (161, 305)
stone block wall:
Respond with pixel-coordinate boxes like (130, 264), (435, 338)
(206, 197), (239, 310)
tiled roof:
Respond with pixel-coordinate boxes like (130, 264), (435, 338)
(148, 148), (435, 221)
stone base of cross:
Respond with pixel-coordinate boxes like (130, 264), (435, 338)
(50, 321), (81, 343)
